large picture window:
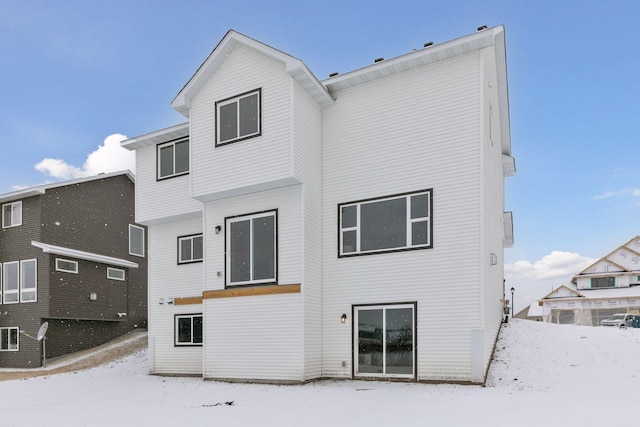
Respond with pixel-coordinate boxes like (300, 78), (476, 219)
(354, 303), (416, 379)
(2, 201), (22, 228)
(226, 210), (276, 286)
(157, 138), (189, 180)
(339, 190), (432, 257)
(0, 327), (18, 351)
(178, 234), (203, 264)
(175, 314), (203, 346)
(216, 89), (261, 146)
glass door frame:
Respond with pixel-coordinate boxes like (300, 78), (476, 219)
(352, 302), (417, 380)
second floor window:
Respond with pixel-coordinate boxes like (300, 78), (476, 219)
(158, 138), (189, 180)
(2, 201), (22, 228)
(216, 89), (261, 146)
(591, 277), (615, 288)
(226, 210), (276, 286)
(129, 224), (145, 257)
(339, 190), (432, 257)
(178, 234), (203, 264)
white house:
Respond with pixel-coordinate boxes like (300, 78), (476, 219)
(540, 236), (640, 325)
(122, 25), (515, 384)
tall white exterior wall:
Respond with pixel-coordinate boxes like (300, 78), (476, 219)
(292, 81), (323, 380)
(321, 52), (483, 381)
(147, 217), (203, 375)
(134, 143), (202, 225)
(189, 44), (296, 201)
(478, 47), (508, 380)
(202, 185), (305, 381)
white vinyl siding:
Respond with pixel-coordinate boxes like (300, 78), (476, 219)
(147, 218), (203, 375)
(190, 44), (295, 201)
(322, 51), (483, 382)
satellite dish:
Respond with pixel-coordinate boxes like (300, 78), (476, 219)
(36, 322), (49, 341)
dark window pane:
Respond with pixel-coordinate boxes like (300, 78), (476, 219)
(180, 239), (192, 262)
(410, 194), (429, 219)
(385, 308), (413, 375)
(230, 220), (251, 283)
(239, 93), (259, 137)
(159, 145), (174, 177)
(1, 330), (7, 350)
(177, 318), (192, 343)
(22, 260), (36, 289)
(192, 236), (203, 260)
(358, 309), (383, 374)
(2, 205), (10, 227)
(5, 263), (18, 291)
(174, 140), (189, 174)
(360, 198), (406, 251)
(592, 277), (615, 288)
(9, 329), (17, 349)
(130, 226), (144, 256)
(193, 316), (203, 344)
(341, 205), (357, 228)
(252, 215), (275, 281)
(342, 230), (357, 253)
(219, 101), (238, 142)
(411, 221), (428, 246)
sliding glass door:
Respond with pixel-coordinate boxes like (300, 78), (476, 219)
(354, 303), (415, 379)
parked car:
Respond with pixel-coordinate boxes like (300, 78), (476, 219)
(600, 313), (634, 328)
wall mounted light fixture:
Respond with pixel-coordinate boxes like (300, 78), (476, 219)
(215, 225), (222, 234)
(341, 314), (347, 324)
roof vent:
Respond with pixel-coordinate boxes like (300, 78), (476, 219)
(477, 25), (488, 31)
(329, 72), (339, 77)
(374, 57), (384, 63)
(423, 41), (434, 48)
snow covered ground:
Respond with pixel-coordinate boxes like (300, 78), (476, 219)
(1, 319), (638, 426)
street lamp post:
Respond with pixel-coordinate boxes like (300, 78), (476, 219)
(510, 287), (515, 318)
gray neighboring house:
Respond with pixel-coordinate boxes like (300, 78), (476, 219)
(0, 171), (147, 368)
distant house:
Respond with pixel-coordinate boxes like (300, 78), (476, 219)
(539, 236), (640, 325)
(122, 26), (515, 383)
(0, 171), (147, 368)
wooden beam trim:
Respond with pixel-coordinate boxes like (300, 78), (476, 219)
(203, 284), (301, 299)
(174, 296), (204, 305)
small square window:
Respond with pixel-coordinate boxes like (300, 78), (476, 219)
(157, 138), (189, 180)
(178, 234), (203, 264)
(216, 89), (261, 146)
(107, 267), (126, 281)
(2, 201), (22, 228)
(175, 314), (203, 346)
(56, 258), (78, 274)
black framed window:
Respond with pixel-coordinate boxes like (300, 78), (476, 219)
(175, 314), (203, 346)
(216, 89), (261, 146)
(157, 138), (189, 180)
(339, 190), (432, 257)
(178, 234), (203, 264)
(226, 210), (276, 286)
(591, 277), (615, 288)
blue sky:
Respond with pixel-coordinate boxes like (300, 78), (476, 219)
(1, 1), (639, 311)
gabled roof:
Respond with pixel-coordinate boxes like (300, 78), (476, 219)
(0, 170), (134, 204)
(121, 122), (189, 150)
(540, 284), (585, 301)
(572, 235), (640, 283)
(31, 241), (139, 269)
(171, 30), (334, 116)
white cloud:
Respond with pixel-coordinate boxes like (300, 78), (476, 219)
(505, 251), (597, 281)
(593, 188), (640, 202)
(35, 134), (134, 180)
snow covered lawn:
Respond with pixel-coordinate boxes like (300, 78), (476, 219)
(1, 319), (638, 426)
